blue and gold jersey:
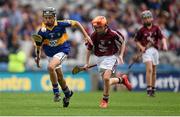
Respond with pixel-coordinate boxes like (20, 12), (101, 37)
(37, 20), (76, 57)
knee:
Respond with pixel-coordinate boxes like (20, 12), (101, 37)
(103, 77), (110, 82)
(146, 68), (152, 74)
(48, 64), (55, 72)
(152, 69), (156, 75)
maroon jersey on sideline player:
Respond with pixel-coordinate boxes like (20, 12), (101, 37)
(134, 24), (163, 49)
(134, 10), (168, 97)
(87, 28), (124, 56)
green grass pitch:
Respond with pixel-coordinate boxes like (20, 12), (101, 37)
(0, 91), (180, 116)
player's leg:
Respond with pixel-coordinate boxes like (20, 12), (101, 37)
(56, 68), (73, 107)
(142, 47), (156, 96)
(110, 74), (132, 91)
(151, 48), (159, 96)
(145, 61), (153, 96)
(48, 57), (61, 102)
(109, 72), (122, 85)
(109, 77), (120, 85)
(152, 65), (157, 96)
(56, 68), (66, 88)
(99, 69), (112, 108)
(98, 55), (118, 108)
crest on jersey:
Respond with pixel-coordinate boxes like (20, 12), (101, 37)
(49, 33), (54, 39)
(57, 33), (61, 36)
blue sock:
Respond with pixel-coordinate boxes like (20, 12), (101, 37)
(62, 86), (71, 98)
(52, 84), (59, 95)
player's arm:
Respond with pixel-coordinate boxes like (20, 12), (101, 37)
(83, 49), (92, 70)
(115, 31), (125, 64)
(162, 37), (168, 51)
(70, 20), (93, 45)
(136, 41), (146, 52)
(134, 30), (146, 52)
(85, 49), (91, 67)
(84, 39), (94, 69)
(158, 31), (167, 51)
(157, 27), (168, 51)
(119, 38), (125, 64)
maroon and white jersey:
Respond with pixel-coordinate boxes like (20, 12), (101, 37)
(134, 25), (163, 49)
(87, 28), (124, 57)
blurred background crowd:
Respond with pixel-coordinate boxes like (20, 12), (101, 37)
(0, 0), (179, 72)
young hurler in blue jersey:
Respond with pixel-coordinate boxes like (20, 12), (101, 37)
(32, 7), (93, 107)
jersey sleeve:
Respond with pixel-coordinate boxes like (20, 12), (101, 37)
(115, 31), (125, 44)
(58, 20), (76, 27)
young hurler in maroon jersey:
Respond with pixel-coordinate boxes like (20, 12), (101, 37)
(84, 16), (132, 108)
(134, 10), (168, 97)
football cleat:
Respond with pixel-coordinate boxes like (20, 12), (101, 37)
(122, 74), (132, 91)
(63, 91), (73, 107)
(147, 90), (155, 97)
(54, 93), (61, 102)
(99, 99), (108, 108)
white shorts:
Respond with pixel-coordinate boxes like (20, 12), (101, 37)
(142, 47), (159, 65)
(97, 55), (118, 74)
(48, 52), (67, 69)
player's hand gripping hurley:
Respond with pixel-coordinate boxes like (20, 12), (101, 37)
(128, 39), (155, 69)
(72, 64), (97, 75)
(128, 52), (143, 69)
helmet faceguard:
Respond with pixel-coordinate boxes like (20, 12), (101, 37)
(141, 10), (153, 27)
(42, 7), (56, 27)
(43, 7), (56, 17)
(141, 10), (153, 19)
